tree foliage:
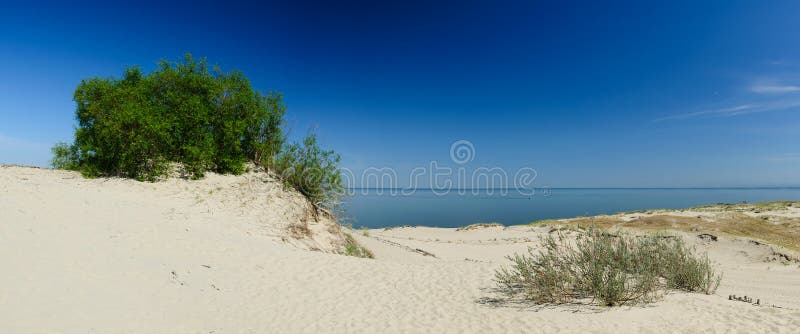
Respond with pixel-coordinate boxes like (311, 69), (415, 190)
(55, 54), (285, 180)
(53, 55), (344, 209)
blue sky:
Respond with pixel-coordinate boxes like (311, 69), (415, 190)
(1, 1), (799, 187)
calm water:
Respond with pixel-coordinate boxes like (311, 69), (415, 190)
(342, 188), (800, 228)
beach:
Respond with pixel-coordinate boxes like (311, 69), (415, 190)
(2, 166), (799, 333)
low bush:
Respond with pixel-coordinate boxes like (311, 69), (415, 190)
(274, 132), (343, 208)
(495, 229), (721, 306)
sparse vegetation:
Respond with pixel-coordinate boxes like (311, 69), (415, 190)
(690, 201), (799, 213)
(456, 222), (504, 231)
(343, 233), (374, 258)
(288, 223), (312, 239)
(548, 209), (800, 252)
(527, 219), (560, 226)
(495, 228), (721, 306)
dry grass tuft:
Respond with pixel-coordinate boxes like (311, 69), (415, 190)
(343, 233), (374, 259)
(288, 223), (312, 239)
(495, 228), (721, 306)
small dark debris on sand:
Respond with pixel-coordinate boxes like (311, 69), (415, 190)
(698, 233), (718, 242)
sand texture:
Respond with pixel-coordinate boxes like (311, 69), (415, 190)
(2, 166), (799, 333)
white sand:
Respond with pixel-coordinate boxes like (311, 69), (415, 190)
(2, 166), (799, 333)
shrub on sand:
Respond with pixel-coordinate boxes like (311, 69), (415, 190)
(495, 228), (721, 306)
(52, 54), (286, 181)
(274, 132), (343, 209)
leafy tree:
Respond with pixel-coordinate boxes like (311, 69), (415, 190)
(54, 55), (344, 209)
(56, 54), (285, 180)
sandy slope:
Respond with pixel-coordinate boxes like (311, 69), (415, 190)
(2, 166), (799, 333)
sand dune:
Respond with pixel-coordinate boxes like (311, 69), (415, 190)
(2, 166), (799, 333)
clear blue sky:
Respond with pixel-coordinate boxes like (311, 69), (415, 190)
(2, 1), (799, 187)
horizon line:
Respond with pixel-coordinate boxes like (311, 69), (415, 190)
(347, 186), (800, 190)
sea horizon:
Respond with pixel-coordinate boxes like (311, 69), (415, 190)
(343, 187), (800, 228)
(348, 186), (800, 190)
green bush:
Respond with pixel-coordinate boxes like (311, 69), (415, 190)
(53, 55), (345, 209)
(53, 54), (285, 180)
(274, 132), (344, 208)
(495, 229), (721, 306)
(50, 142), (80, 171)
